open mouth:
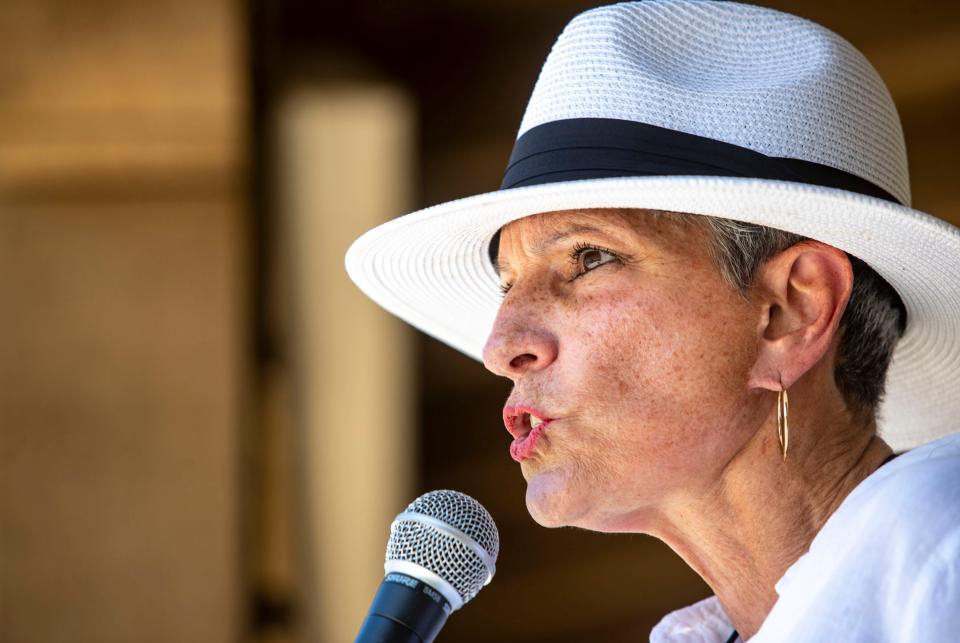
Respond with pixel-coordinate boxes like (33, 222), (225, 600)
(503, 406), (554, 462)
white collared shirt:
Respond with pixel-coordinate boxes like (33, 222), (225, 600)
(650, 433), (960, 642)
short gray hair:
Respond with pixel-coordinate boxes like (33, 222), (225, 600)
(697, 216), (907, 425)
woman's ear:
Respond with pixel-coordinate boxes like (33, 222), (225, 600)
(748, 240), (853, 392)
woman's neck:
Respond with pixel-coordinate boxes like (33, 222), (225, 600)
(650, 394), (893, 639)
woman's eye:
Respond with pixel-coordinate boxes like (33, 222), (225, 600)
(572, 244), (619, 277)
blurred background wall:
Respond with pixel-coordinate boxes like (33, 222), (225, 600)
(1, 1), (958, 642)
(0, 0), (246, 641)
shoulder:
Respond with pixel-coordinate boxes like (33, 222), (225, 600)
(850, 433), (960, 539)
(758, 434), (960, 641)
(794, 432), (960, 590)
(821, 433), (960, 633)
(867, 436), (960, 640)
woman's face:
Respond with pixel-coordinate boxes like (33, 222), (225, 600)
(482, 209), (767, 532)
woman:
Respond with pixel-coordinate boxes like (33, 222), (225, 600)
(346, 1), (960, 640)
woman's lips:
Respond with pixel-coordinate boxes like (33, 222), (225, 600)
(509, 422), (551, 462)
(503, 405), (555, 462)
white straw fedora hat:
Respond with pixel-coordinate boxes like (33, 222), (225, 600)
(345, 0), (960, 452)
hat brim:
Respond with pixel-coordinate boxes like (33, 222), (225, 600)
(345, 175), (960, 452)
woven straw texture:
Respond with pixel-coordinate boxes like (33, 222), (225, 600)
(345, 1), (960, 452)
(520, 1), (910, 206)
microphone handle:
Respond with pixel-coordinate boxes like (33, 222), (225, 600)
(356, 573), (452, 643)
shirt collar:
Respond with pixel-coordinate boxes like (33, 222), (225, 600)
(650, 595), (736, 642)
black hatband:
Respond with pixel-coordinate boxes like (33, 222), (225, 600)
(489, 118), (901, 267)
(500, 118), (900, 204)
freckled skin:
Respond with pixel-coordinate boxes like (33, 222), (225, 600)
(482, 208), (895, 638)
(483, 209), (762, 531)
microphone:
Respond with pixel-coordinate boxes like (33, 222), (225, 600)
(356, 490), (500, 643)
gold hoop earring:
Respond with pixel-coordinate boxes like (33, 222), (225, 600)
(777, 384), (790, 461)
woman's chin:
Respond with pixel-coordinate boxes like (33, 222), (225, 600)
(523, 467), (586, 528)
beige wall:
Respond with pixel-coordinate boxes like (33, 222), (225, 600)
(0, 1), (245, 641)
(274, 85), (416, 643)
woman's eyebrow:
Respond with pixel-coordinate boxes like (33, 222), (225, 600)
(495, 223), (618, 276)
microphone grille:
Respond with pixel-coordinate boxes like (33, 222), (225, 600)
(386, 490), (499, 605)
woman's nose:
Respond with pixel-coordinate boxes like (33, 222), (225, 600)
(482, 298), (559, 379)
